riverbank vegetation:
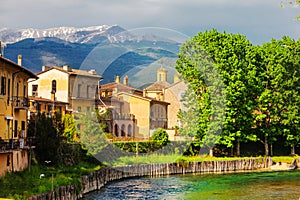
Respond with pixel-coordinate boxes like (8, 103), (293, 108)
(0, 161), (101, 200)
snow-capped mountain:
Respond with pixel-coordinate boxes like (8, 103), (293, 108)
(0, 25), (129, 44)
(1, 25), (181, 84)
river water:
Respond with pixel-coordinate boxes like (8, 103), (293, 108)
(84, 170), (300, 200)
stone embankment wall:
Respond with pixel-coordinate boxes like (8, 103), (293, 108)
(28, 158), (272, 200)
(294, 158), (300, 169)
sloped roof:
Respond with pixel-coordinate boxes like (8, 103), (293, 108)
(36, 66), (102, 78)
(117, 92), (170, 105)
(145, 81), (171, 91)
(28, 96), (68, 104)
(101, 82), (143, 93)
(0, 56), (37, 78)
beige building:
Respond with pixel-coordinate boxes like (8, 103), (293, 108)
(144, 68), (188, 140)
(99, 75), (169, 139)
(0, 55), (37, 176)
(28, 65), (102, 114)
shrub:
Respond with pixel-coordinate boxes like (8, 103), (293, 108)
(151, 128), (169, 146)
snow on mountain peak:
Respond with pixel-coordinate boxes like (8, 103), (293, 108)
(0, 25), (126, 44)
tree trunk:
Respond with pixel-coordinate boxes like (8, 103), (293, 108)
(135, 142), (139, 157)
(209, 148), (213, 157)
(291, 145), (295, 155)
(231, 147), (234, 157)
(270, 144), (273, 156)
(236, 141), (240, 157)
(264, 136), (269, 156)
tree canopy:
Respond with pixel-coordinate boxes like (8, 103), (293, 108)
(176, 29), (300, 156)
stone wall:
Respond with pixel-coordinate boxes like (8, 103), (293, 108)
(28, 157), (273, 200)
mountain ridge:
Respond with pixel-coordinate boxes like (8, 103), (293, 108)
(0, 25), (128, 44)
(0, 25), (181, 85)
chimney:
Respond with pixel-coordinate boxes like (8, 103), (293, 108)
(174, 73), (180, 83)
(51, 93), (55, 101)
(89, 69), (97, 75)
(63, 65), (72, 72)
(42, 66), (51, 71)
(0, 41), (2, 57)
(18, 55), (22, 66)
(123, 75), (128, 85)
(115, 75), (120, 83)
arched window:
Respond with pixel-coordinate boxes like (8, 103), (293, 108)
(51, 80), (56, 94)
(114, 124), (119, 137)
(128, 124), (132, 137)
(121, 124), (126, 137)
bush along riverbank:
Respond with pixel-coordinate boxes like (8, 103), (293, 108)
(28, 157), (273, 200)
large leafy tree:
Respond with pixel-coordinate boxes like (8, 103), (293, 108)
(76, 111), (108, 156)
(62, 114), (78, 143)
(175, 29), (226, 156)
(176, 29), (259, 156)
(255, 37), (300, 155)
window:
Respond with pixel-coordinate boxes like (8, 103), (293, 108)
(78, 106), (81, 112)
(0, 76), (6, 95)
(23, 85), (26, 97)
(7, 79), (10, 104)
(51, 80), (56, 94)
(86, 85), (90, 98)
(7, 155), (10, 167)
(14, 120), (18, 137)
(21, 121), (25, 135)
(32, 84), (38, 96)
(77, 84), (81, 98)
(16, 83), (19, 97)
(86, 106), (90, 112)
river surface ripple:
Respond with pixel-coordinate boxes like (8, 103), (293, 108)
(84, 170), (300, 200)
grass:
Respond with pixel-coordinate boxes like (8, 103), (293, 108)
(110, 153), (300, 166)
(271, 155), (299, 164)
(108, 154), (267, 166)
(0, 162), (101, 200)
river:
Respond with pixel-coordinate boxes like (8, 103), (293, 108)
(84, 170), (300, 199)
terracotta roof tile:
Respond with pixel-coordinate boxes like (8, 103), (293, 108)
(145, 81), (171, 91)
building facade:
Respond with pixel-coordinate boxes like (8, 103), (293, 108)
(28, 65), (102, 114)
(0, 55), (37, 176)
(99, 75), (170, 140)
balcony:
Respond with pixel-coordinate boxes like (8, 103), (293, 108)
(12, 96), (29, 110)
(114, 113), (135, 120)
(0, 139), (21, 152)
(0, 137), (35, 153)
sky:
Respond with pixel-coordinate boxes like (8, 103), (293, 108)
(0, 0), (299, 44)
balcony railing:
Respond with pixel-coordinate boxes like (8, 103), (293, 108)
(0, 137), (36, 153)
(114, 113), (135, 120)
(0, 139), (21, 152)
(12, 96), (29, 110)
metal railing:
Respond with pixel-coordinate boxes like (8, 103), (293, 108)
(12, 96), (29, 109)
(0, 139), (21, 152)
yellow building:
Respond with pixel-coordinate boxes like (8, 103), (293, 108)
(144, 68), (188, 141)
(116, 92), (169, 139)
(100, 75), (169, 139)
(28, 65), (102, 114)
(0, 55), (37, 176)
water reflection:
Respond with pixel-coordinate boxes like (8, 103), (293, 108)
(84, 170), (300, 200)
